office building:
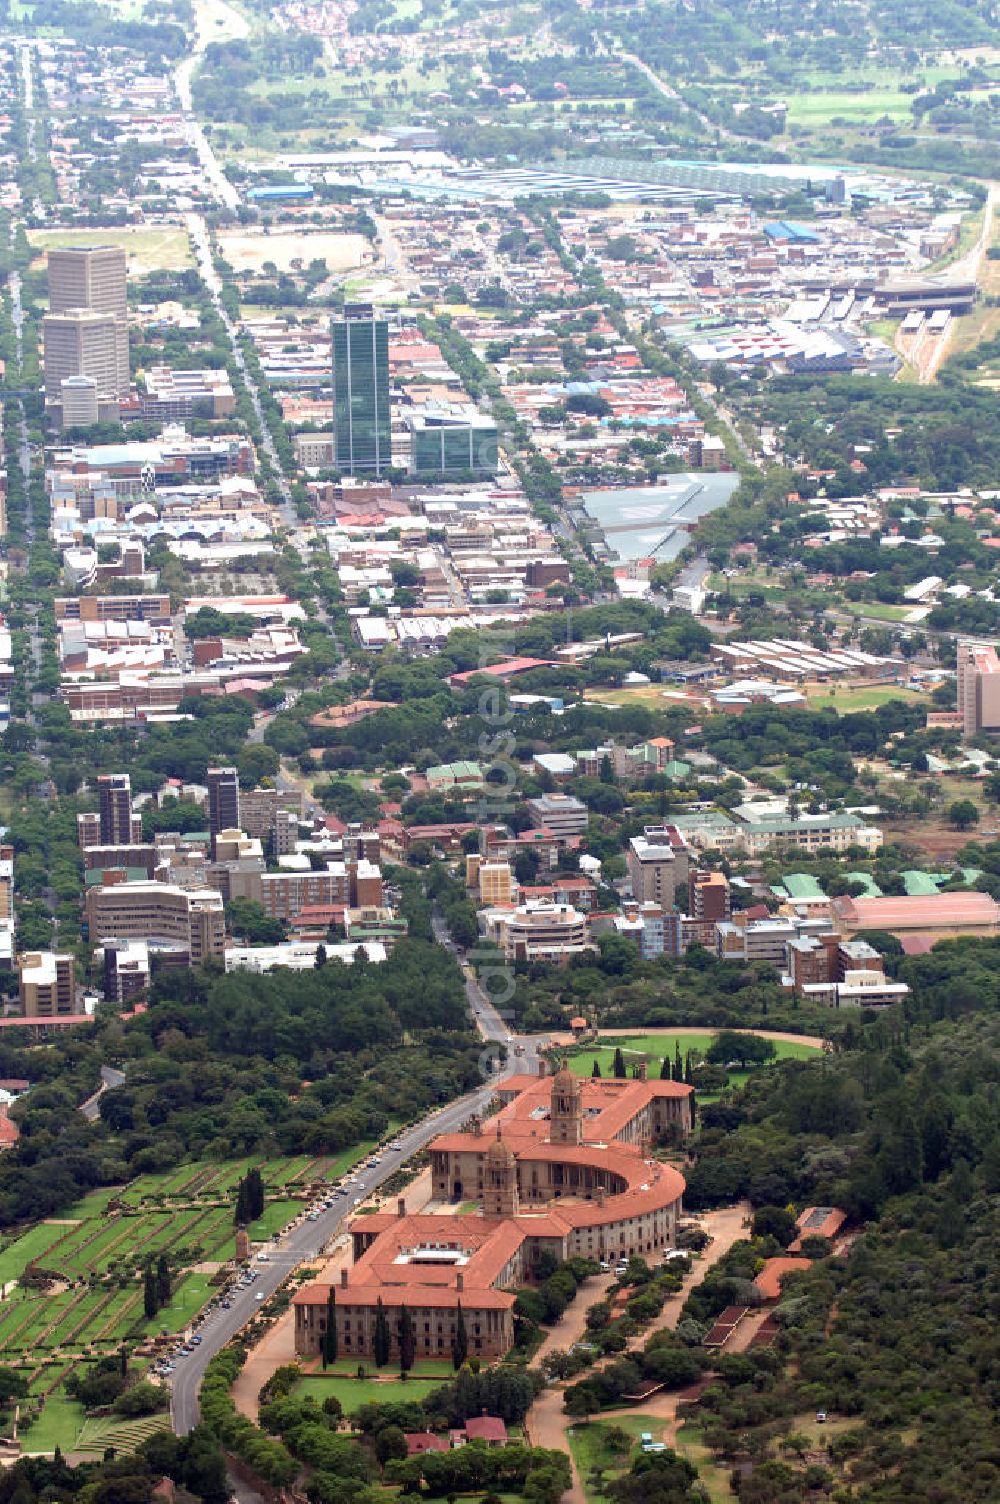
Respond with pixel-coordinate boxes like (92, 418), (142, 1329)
(85, 879), (226, 967)
(407, 410), (498, 476)
(207, 767), (240, 858)
(484, 900), (592, 963)
(47, 244), (129, 395)
(332, 304), (391, 476)
(98, 773), (141, 846)
(294, 1069), (692, 1363)
(19, 951), (77, 1018)
(956, 640), (1000, 738)
(43, 310), (123, 412)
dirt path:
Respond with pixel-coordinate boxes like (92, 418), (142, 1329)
(525, 1203), (750, 1502)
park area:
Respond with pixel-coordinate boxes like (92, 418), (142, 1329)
(216, 229), (370, 275)
(565, 1031), (823, 1092)
(27, 226), (194, 275)
(0, 1147), (375, 1455)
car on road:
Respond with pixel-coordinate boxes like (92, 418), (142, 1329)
(255, 1292), (265, 1302)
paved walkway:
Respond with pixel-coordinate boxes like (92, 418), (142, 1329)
(525, 1202), (750, 1503)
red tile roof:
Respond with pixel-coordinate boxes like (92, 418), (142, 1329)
(754, 1256), (811, 1301)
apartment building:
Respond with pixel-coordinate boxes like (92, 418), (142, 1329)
(258, 860), (383, 921)
(97, 773), (143, 846)
(19, 951), (77, 1018)
(956, 640), (1000, 738)
(689, 868), (730, 922)
(479, 860), (515, 907)
(628, 830), (690, 910)
(524, 794), (588, 839)
(85, 880), (226, 965)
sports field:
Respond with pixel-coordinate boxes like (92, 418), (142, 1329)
(217, 230), (369, 275)
(28, 227), (193, 274)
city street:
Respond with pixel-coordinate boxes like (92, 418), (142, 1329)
(171, 917), (543, 1433)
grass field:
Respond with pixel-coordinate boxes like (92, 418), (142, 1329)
(0, 1145), (384, 1452)
(28, 227), (193, 274)
(802, 682), (929, 713)
(294, 1375), (443, 1411)
(785, 86), (913, 125)
(566, 1032), (821, 1088)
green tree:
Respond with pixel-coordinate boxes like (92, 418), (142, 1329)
(613, 1047), (627, 1079)
(322, 1289), (337, 1369)
(398, 1305), (416, 1374)
(155, 1252), (171, 1307)
(143, 1264), (158, 1321)
(373, 1297), (391, 1368)
(452, 1302), (468, 1370)
(949, 799), (979, 830)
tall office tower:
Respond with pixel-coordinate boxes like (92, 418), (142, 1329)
(45, 245), (130, 403)
(43, 311), (123, 406)
(332, 303), (391, 475)
(97, 773), (134, 846)
(956, 640), (1000, 738)
(207, 766), (240, 857)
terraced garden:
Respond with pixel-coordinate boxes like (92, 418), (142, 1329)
(0, 1147), (378, 1455)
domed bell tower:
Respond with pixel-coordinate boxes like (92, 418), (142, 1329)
(550, 1067), (583, 1146)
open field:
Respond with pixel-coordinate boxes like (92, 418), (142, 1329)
(217, 230), (369, 275)
(802, 682), (929, 713)
(785, 87), (913, 124)
(28, 227), (193, 274)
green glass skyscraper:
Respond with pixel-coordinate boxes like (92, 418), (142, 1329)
(332, 303), (391, 475)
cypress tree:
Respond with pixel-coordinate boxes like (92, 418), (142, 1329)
(451, 1301), (468, 1370)
(373, 1297), (391, 1367)
(613, 1047), (626, 1078)
(684, 1052), (694, 1086)
(234, 1176), (248, 1226)
(322, 1288), (337, 1368)
(143, 1264), (157, 1320)
(250, 1168), (265, 1221)
(398, 1305), (415, 1374)
(315, 944), (327, 968)
(155, 1252), (170, 1308)
(659, 1055), (671, 1080)
(673, 1042), (683, 1081)
(592, 1060), (602, 1078)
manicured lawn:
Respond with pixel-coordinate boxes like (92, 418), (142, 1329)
(567, 1031), (821, 1081)
(0, 1224), (68, 1284)
(144, 1273), (215, 1336)
(248, 1198), (303, 1241)
(20, 1396), (85, 1454)
(294, 1375), (443, 1411)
